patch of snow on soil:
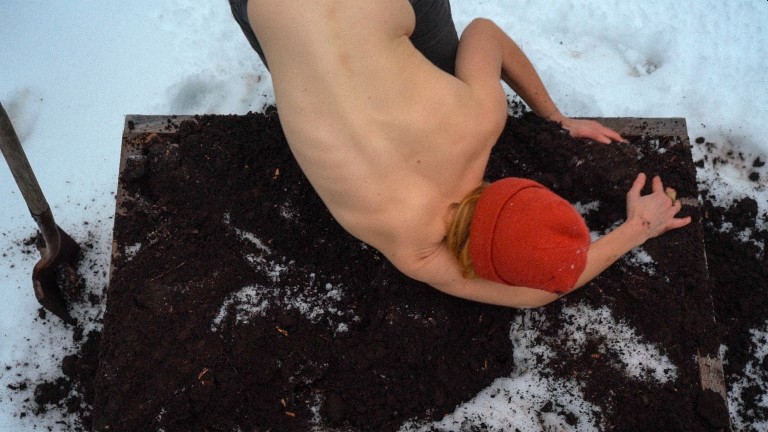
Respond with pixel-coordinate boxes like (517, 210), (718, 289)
(211, 274), (355, 335)
(401, 308), (602, 431)
(622, 246), (657, 275)
(216, 216), (356, 333)
(223, 213), (272, 254)
(560, 304), (677, 383)
(402, 303), (677, 431)
(574, 200), (601, 216)
(693, 138), (768, 232)
(124, 242), (142, 261)
(725, 320), (768, 432)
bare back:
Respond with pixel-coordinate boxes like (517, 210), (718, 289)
(247, 0), (508, 263)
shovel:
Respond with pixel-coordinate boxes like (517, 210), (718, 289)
(0, 102), (80, 323)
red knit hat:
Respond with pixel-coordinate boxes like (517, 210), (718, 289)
(468, 178), (590, 294)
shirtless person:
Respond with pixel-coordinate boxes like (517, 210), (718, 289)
(230, 0), (691, 308)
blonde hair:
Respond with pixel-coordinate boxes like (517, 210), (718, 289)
(446, 182), (489, 279)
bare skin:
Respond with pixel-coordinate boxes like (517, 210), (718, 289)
(246, 0), (691, 308)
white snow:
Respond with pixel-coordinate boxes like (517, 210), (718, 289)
(2, 1), (767, 431)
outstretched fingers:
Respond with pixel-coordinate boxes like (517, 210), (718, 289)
(653, 175), (689, 220)
(626, 173), (692, 238)
(668, 215), (692, 230)
(561, 118), (627, 144)
(600, 126), (628, 144)
(651, 175), (665, 195)
(627, 172), (647, 200)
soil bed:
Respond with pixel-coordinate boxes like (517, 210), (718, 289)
(23, 109), (768, 431)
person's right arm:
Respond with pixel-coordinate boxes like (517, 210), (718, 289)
(573, 173), (691, 287)
(392, 173), (691, 308)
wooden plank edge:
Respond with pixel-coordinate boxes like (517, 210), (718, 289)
(109, 115), (192, 282)
(583, 117), (689, 138)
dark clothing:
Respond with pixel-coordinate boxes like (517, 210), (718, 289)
(228, 0), (459, 74)
(406, 0), (459, 74)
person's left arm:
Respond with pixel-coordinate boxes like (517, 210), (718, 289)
(455, 18), (625, 144)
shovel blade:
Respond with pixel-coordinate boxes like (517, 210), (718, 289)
(32, 226), (82, 324)
(33, 267), (73, 323)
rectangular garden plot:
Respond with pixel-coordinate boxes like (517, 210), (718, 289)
(93, 112), (730, 431)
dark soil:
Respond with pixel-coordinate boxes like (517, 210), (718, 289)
(701, 185), (768, 427)
(16, 109), (768, 431)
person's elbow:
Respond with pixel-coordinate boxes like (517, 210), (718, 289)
(467, 17), (498, 30)
(523, 291), (561, 308)
(385, 248), (563, 309)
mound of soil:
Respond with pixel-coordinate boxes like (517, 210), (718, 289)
(24, 109), (768, 431)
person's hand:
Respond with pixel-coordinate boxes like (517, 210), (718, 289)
(560, 117), (627, 144)
(625, 173), (691, 241)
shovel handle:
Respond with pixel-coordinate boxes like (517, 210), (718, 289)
(0, 102), (50, 216)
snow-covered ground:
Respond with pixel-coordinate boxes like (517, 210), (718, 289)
(1, 1), (766, 430)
